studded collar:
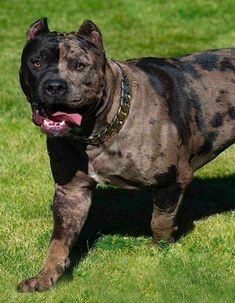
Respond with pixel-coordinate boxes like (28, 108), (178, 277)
(71, 61), (131, 146)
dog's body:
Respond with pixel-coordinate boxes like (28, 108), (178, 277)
(18, 18), (235, 292)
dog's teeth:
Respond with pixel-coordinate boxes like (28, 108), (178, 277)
(60, 121), (66, 126)
(44, 120), (50, 126)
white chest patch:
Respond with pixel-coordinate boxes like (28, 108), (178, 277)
(89, 172), (107, 185)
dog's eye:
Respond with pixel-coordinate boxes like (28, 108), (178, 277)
(76, 62), (85, 70)
(32, 60), (41, 68)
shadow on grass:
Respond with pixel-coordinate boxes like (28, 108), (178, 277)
(63, 174), (235, 281)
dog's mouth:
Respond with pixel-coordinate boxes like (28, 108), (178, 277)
(32, 107), (82, 137)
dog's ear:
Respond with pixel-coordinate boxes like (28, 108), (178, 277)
(78, 20), (103, 49)
(26, 18), (49, 41)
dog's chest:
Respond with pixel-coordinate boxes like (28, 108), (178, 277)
(87, 120), (181, 188)
(88, 143), (164, 189)
(88, 146), (148, 188)
(88, 149), (132, 187)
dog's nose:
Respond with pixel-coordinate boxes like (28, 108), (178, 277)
(43, 79), (68, 97)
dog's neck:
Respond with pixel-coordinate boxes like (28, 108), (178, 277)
(69, 58), (131, 146)
(82, 58), (130, 145)
(93, 59), (123, 129)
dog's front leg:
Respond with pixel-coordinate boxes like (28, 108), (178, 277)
(151, 183), (185, 244)
(18, 184), (92, 292)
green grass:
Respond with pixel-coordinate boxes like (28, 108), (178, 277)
(0, 0), (235, 302)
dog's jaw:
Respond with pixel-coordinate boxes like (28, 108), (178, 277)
(32, 108), (82, 137)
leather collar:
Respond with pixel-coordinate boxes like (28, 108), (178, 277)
(71, 61), (131, 146)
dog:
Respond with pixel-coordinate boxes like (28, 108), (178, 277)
(18, 18), (235, 292)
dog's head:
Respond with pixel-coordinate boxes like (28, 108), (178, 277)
(20, 18), (106, 137)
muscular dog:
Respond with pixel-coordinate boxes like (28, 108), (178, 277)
(18, 18), (235, 291)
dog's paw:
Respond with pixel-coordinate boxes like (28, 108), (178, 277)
(17, 272), (57, 292)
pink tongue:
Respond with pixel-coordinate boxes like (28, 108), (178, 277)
(50, 111), (82, 126)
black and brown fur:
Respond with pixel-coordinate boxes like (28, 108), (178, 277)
(18, 18), (235, 292)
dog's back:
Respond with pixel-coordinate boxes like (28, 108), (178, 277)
(127, 48), (235, 170)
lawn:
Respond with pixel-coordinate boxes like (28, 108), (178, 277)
(0, 0), (234, 302)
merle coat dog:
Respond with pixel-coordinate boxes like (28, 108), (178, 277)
(18, 18), (235, 291)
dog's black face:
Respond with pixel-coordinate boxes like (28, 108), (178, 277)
(20, 18), (106, 136)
